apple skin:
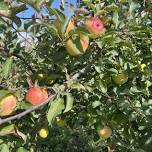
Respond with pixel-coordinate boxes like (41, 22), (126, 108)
(26, 87), (48, 105)
(98, 126), (112, 139)
(112, 72), (128, 85)
(54, 19), (75, 38)
(0, 95), (17, 116)
(85, 17), (105, 39)
(65, 34), (89, 57)
(38, 128), (49, 138)
(65, 21), (75, 37)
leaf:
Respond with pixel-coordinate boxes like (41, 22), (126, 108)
(133, 149), (146, 152)
(17, 147), (29, 152)
(60, 17), (70, 35)
(47, 8), (65, 22)
(0, 1), (8, 10)
(0, 124), (15, 136)
(92, 101), (101, 108)
(43, 22), (57, 33)
(14, 127), (26, 140)
(0, 90), (10, 100)
(96, 80), (107, 94)
(2, 56), (14, 79)
(64, 93), (74, 113)
(0, 144), (9, 152)
(47, 98), (65, 125)
(112, 11), (119, 29)
(13, 16), (22, 27)
(129, 1), (140, 15)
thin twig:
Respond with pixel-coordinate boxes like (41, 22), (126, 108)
(0, 93), (57, 125)
(0, 17), (32, 46)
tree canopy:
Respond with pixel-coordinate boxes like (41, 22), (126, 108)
(0, 0), (152, 151)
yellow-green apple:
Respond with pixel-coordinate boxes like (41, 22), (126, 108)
(65, 34), (89, 57)
(112, 72), (128, 85)
(98, 126), (112, 139)
(54, 19), (75, 38)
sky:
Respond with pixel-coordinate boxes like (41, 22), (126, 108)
(17, 0), (77, 18)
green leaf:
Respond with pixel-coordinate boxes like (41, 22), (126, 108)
(47, 98), (65, 125)
(133, 149), (146, 152)
(43, 22), (57, 33)
(0, 1), (8, 10)
(112, 11), (119, 29)
(64, 93), (74, 113)
(47, 8), (65, 22)
(129, 1), (140, 15)
(2, 56), (14, 79)
(0, 124), (15, 136)
(60, 17), (70, 35)
(96, 80), (107, 94)
(0, 144), (9, 152)
(17, 147), (29, 152)
(92, 101), (101, 108)
(0, 90), (10, 100)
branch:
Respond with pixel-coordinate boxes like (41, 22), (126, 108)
(0, 17), (32, 46)
(71, 44), (106, 80)
(0, 93), (57, 125)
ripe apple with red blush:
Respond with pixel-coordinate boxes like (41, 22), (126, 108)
(85, 17), (105, 39)
(26, 86), (48, 106)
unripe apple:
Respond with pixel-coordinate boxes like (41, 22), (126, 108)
(26, 87), (48, 105)
(85, 17), (105, 39)
(98, 126), (112, 139)
(56, 118), (66, 127)
(65, 34), (89, 56)
(0, 95), (17, 116)
(112, 72), (128, 85)
(38, 128), (49, 138)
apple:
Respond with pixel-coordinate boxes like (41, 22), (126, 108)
(98, 126), (112, 139)
(85, 17), (105, 39)
(54, 19), (75, 38)
(65, 34), (89, 56)
(26, 87), (48, 105)
(0, 95), (17, 116)
(112, 72), (128, 85)
(56, 118), (66, 127)
(65, 20), (75, 37)
(38, 128), (49, 138)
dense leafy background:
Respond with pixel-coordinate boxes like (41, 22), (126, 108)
(0, 0), (152, 151)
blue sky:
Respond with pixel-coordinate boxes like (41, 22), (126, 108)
(18, 0), (77, 18)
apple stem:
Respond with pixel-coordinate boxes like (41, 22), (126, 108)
(27, 78), (33, 88)
(34, 79), (39, 87)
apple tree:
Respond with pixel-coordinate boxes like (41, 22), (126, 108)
(0, 0), (152, 151)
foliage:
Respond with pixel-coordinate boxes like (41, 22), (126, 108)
(0, 0), (152, 151)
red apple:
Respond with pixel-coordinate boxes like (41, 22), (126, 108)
(26, 87), (48, 105)
(85, 17), (105, 39)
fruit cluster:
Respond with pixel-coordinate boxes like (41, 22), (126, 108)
(54, 17), (105, 57)
(0, 85), (48, 117)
